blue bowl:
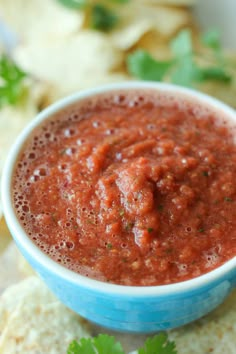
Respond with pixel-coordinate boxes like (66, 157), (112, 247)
(2, 82), (236, 333)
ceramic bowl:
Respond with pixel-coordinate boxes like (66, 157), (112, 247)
(2, 82), (236, 333)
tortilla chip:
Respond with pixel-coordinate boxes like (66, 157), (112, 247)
(0, 276), (91, 354)
(0, 219), (11, 255)
(17, 252), (35, 277)
(47, 72), (130, 101)
(197, 80), (236, 109)
(109, 4), (191, 50)
(0, 243), (25, 296)
(0, 0), (84, 43)
(134, 31), (172, 60)
(13, 31), (125, 98)
(169, 290), (236, 354)
(0, 103), (34, 175)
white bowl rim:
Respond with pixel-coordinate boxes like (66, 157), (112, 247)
(2, 81), (236, 297)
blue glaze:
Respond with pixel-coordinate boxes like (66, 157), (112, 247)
(12, 229), (235, 333)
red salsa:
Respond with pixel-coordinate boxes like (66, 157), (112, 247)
(13, 90), (236, 285)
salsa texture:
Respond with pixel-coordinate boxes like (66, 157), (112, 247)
(13, 90), (236, 286)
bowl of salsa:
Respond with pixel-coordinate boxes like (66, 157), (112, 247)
(2, 82), (236, 333)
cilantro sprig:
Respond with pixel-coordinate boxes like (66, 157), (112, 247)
(67, 333), (177, 354)
(127, 51), (172, 82)
(0, 55), (27, 108)
(58, 0), (128, 6)
(127, 29), (232, 87)
(58, 0), (129, 31)
(90, 4), (118, 31)
(57, 0), (87, 9)
(201, 29), (221, 51)
(138, 333), (177, 354)
(67, 334), (124, 354)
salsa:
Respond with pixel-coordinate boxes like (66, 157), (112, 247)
(13, 90), (236, 286)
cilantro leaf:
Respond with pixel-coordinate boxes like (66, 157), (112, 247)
(67, 335), (125, 354)
(67, 338), (96, 354)
(93, 334), (124, 354)
(169, 30), (202, 87)
(127, 29), (233, 87)
(170, 29), (192, 58)
(199, 66), (231, 82)
(67, 333), (178, 354)
(58, 0), (129, 8)
(90, 4), (118, 31)
(109, 0), (129, 3)
(57, 0), (87, 9)
(138, 333), (177, 354)
(67, 340), (79, 354)
(58, 0), (129, 31)
(201, 29), (221, 51)
(170, 55), (201, 87)
(67, 339), (82, 354)
(0, 55), (27, 108)
(127, 50), (172, 81)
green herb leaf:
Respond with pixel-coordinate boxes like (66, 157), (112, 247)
(0, 55), (27, 108)
(58, 0), (130, 8)
(127, 50), (172, 81)
(224, 197), (233, 202)
(51, 213), (57, 223)
(198, 66), (231, 82)
(125, 221), (134, 231)
(201, 29), (221, 50)
(127, 29), (232, 87)
(170, 29), (192, 58)
(68, 338), (96, 354)
(147, 227), (153, 233)
(138, 333), (177, 354)
(119, 209), (125, 216)
(90, 4), (118, 31)
(109, 0), (129, 3)
(58, 0), (129, 31)
(169, 30), (204, 87)
(67, 333), (178, 354)
(57, 0), (87, 9)
(93, 334), (124, 354)
(198, 228), (205, 233)
(158, 204), (164, 211)
(67, 339), (81, 354)
(67, 335), (125, 354)
(170, 55), (202, 87)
